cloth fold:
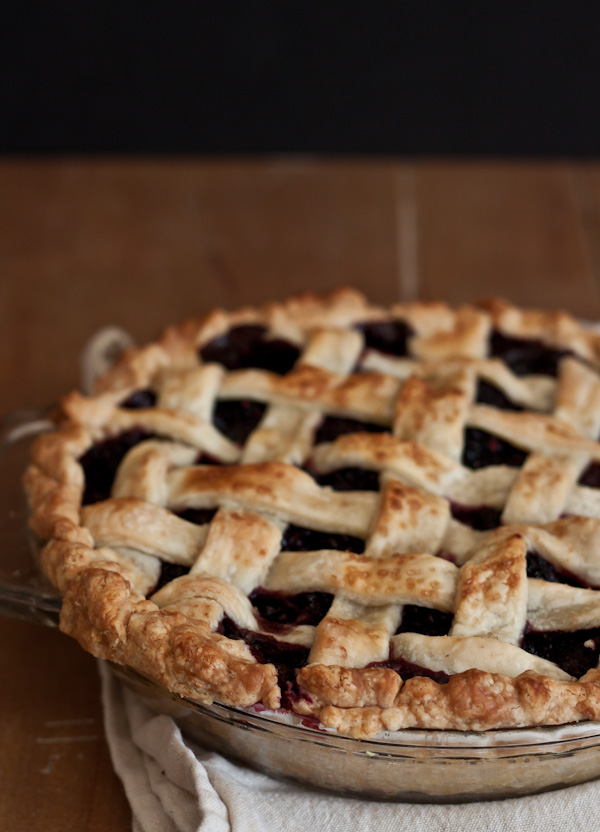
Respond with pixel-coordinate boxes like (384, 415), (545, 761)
(99, 663), (600, 832)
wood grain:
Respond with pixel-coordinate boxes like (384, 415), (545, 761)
(0, 159), (403, 412)
(1, 159), (599, 830)
(417, 162), (600, 317)
(0, 618), (131, 832)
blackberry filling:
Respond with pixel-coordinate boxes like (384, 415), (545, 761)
(314, 415), (387, 445)
(175, 508), (218, 525)
(249, 588), (333, 631)
(212, 399), (267, 444)
(152, 562), (190, 595)
(200, 325), (300, 375)
(281, 523), (365, 554)
(450, 502), (503, 531)
(526, 550), (586, 588)
(120, 388), (158, 409)
(578, 462), (600, 489)
(490, 331), (570, 377)
(218, 616), (310, 709)
(462, 427), (528, 469)
(195, 452), (224, 465)
(79, 428), (156, 505)
(475, 380), (523, 412)
(368, 656), (450, 684)
(521, 625), (600, 678)
(395, 604), (453, 637)
(355, 319), (414, 357)
(314, 466), (380, 492)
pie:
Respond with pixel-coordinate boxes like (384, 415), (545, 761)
(24, 289), (600, 738)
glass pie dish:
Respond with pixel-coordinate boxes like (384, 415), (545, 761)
(6, 322), (600, 804)
(3, 409), (600, 803)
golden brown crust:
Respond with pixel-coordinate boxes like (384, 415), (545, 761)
(308, 670), (600, 738)
(23, 288), (600, 738)
(297, 665), (402, 709)
(61, 568), (280, 709)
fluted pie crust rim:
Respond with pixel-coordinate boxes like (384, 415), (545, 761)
(24, 289), (600, 738)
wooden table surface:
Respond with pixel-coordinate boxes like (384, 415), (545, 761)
(1, 159), (600, 830)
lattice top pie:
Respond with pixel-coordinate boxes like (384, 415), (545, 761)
(25, 289), (600, 738)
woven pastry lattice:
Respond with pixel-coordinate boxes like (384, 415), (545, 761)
(25, 292), (600, 735)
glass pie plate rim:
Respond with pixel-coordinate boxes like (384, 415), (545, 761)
(5, 417), (600, 800)
(4, 325), (600, 801)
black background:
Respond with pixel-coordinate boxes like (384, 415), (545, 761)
(2, 2), (600, 155)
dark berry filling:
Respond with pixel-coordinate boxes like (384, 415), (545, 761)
(368, 656), (450, 684)
(314, 415), (387, 445)
(152, 562), (190, 595)
(450, 502), (503, 531)
(120, 388), (158, 409)
(249, 588), (333, 631)
(212, 399), (267, 444)
(195, 452), (225, 465)
(200, 325), (300, 375)
(462, 427), (528, 469)
(526, 550), (586, 588)
(490, 331), (570, 377)
(79, 428), (156, 505)
(521, 625), (600, 678)
(355, 319), (414, 357)
(313, 466), (380, 492)
(578, 462), (600, 489)
(218, 616), (310, 709)
(175, 507), (218, 525)
(395, 604), (453, 637)
(475, 380), (523, 412)
(281, 523), (365, 554)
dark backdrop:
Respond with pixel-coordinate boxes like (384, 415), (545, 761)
(2, 2), (600, 155)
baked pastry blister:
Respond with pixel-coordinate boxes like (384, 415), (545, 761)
(25, 289), (600, 739)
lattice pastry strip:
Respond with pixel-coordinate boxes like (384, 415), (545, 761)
(392, 368), (476, 460)
(362, 352), (556, 412)
(450, 529), (528, 644)
(304, 479), (452, 668)
(391, 633), (572, 681)
(165, 463), (378, 538)
(240, 327), (361, 465)
(502, 358), (600, 525)
(190, 508), (284, 594)
(62, 388), (241, 464)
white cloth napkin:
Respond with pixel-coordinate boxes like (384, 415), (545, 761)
(99, 663), (600, 832)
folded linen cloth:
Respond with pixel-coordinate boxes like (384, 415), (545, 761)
(100, 663), (600, 832)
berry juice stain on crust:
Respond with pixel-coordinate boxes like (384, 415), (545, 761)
(200, 325), (300, 374)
